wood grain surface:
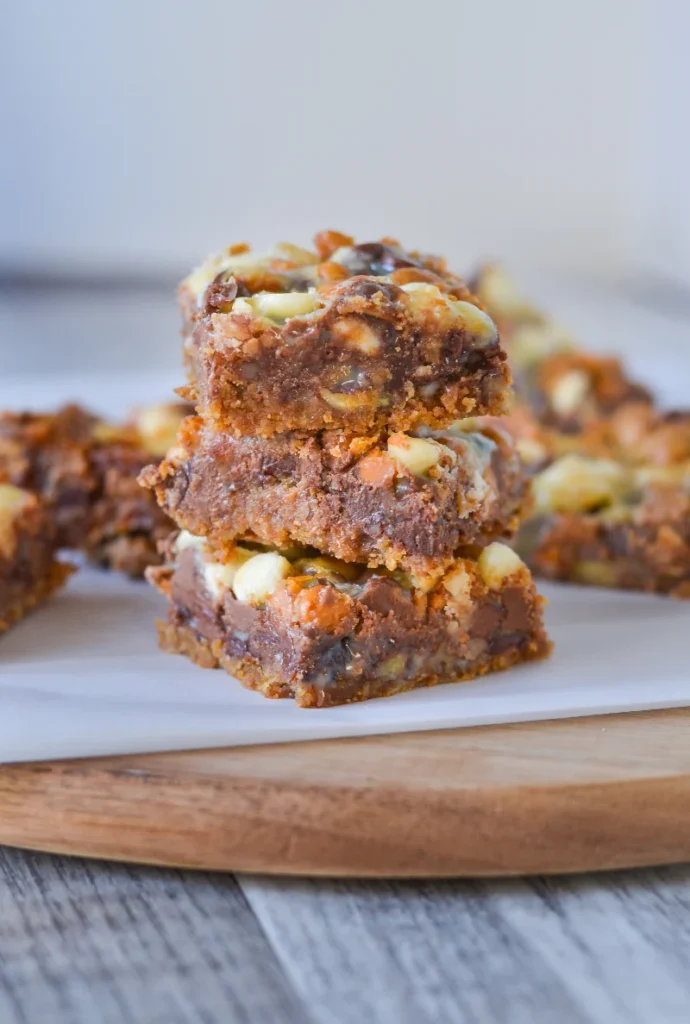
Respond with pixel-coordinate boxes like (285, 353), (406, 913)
(1, 708), (689, 877)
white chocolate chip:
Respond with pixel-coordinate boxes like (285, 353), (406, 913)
(0, 485), (33, 558)
(516, 437), (549, 465)
(400, 282), (442, 297)
(250, 291), (321, 322)
(273, 242), (319, 266)
(478, 542), (526, 588)
(444, 563), (472, 603)
(0, 484), (31, 511)
(185, 250), (263, 305)
(184, 242), (318, 307)
(136, 404), (184, 456)
(474, 265), (541, 323)
(231, 297), (254, 316)
(510, 322), (573, 366)
(532, 454), (632, 513)
(549, 370), (590, 418)
(232, 551), (293, 605)
(332, 316), (381, 354)
(387, 434), (445, 476)
(174, 530), (206, 554)
(451, 300), (498, 345)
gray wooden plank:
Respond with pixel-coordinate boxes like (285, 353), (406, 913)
(0, 847), (311, 1024)
(239, 867), (690, 1024)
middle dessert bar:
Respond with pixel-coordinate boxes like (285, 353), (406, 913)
(141, 417), (530, 579)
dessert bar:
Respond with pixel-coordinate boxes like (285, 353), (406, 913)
(516, 453), (690, 597)
(148, 535), (550, 708)
(0, 485), (73, 634)
(142, 416), (530, 580)
(0, 402), (189, 576)
(181, 234), (511, 436)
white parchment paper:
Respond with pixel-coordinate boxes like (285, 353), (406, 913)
(1, 565), (689, 763)
(1, 366), (688, 764)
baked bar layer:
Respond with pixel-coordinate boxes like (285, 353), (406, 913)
(0, 485), (72, 633)
(142, 417), (529, 579)
(0, 403), (189, 576)
(148, 536), (551, 708)
(182, 235), (510, 436)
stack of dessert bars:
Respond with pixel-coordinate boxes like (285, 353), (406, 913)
(142, 232), (551, 707)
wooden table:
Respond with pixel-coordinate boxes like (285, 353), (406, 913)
(1, 848), (689, 1023)
(2, 284), (689, 1023)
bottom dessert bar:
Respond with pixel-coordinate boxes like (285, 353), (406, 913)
(0, 485), (73, 634)
(0, 402), (189, 577)
(148, 535), (551, 708)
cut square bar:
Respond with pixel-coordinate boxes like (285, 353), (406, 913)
(148, 536), (551, 708)
(142, 417), (530, 581)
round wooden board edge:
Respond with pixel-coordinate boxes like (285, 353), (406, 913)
(1, 708), (689, 877)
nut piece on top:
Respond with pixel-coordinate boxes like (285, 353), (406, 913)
(0, 485), (73, 634)
(180, 233), (511, 437)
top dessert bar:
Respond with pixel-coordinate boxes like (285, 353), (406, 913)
(180, 232), (511, 436)
(471, 264), (651, 432)
(0, 402), (189, 576)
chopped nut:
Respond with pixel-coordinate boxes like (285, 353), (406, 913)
(532, 454), (632, 513)
(443, 564), (472, 603)
(478, 543), (526, 588)
(293, 556), (360, 581)
(332, 316), (381, 354)
(387, 434), (445, 476)
(232, 551), (293, 605)
(549, 369), (590, 418)
(320, 389), (377, 412)
(313, 230), (355, 260)
(379, 653), (407, 677)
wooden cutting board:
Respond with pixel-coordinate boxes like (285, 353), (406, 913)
(0, 708), (689, 877)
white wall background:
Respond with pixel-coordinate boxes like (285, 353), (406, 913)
(6, 0), (677, 282)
